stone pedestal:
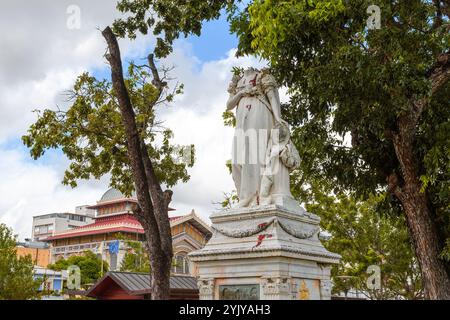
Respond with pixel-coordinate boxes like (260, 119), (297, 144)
(189, 200), (340, 300)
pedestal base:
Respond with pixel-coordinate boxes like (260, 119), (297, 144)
(189, 202), (340, 300)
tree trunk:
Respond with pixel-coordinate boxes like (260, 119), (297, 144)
(142, 220), (171, 300)
(389, 113), (450, 299)
(399, 184), (450, 299)
(387, 51), (450, 299)
(102, 26), (172, 300)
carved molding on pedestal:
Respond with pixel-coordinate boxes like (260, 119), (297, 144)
(261, 277), (291, 299)
(198, 278), (215, 300)
(211, 217), (319, 240)
(212, 218), (275, 238)
(277, 218), (319, 239)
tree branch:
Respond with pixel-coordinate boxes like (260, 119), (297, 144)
(432, 0), (443, 29)
(148, 54), (166, 98)
(428, 51), (450, 95)
(387, 172), (404, 200)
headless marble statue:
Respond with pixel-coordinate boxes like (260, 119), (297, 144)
(226, 67), (300, 208)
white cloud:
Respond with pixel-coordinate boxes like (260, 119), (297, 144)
(0, 147), (107, 239)
(0, 0), (152, 142)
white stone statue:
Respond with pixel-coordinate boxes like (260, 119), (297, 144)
(191, 75), (338, 299)
(226, 67), (300, 208)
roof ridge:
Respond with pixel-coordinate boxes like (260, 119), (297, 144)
(108, 270), (195, 278)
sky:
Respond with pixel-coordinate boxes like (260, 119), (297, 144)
(0, 0), (271, 240)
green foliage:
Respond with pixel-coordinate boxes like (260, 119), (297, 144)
(48, 251), (108, 286)
(113, 0), (238, 57)
(249, 0), (346, 54)
(222, 110), (236, 127)
(23, 63), (194, 197)
(0, 224), (40, 300)
(120, 240), (183, 273)
(219, 190), (239, 209)
(120, 241), (150, 273)
(308, 192), (422, 299)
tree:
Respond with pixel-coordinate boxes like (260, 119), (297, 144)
(100, 0), (450, 298)
(308, 192), (422, 300)
(48, 251), (109, 287)
(238, 0), (450, 299)
(0, 224), (40, 300)
(23, 29), (194, 299)
(102, 26), (185, 299)
(120, 240), (150, 273)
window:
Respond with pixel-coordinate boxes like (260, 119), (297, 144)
(172, 253), (189, 274)
(35, 224), (53, 235)
(69, 215), (86, 222)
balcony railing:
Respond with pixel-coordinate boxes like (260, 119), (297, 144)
(52, 241), (124, 254)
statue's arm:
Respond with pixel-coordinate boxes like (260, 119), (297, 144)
(226, 91), (244, 111)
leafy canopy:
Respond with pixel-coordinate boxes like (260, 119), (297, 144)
(48, 251), (109, 286)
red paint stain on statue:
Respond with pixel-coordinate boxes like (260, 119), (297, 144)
(254, 234), (273, 248)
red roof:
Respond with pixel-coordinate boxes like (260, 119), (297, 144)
(45, 214), (184, 241)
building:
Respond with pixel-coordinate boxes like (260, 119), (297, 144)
(32, 206), (95, 241)
(44, 188), (212, 274)
(85, 271), (199, 300)
(34, 266), (68, 294)
(16, 241), (51, 268)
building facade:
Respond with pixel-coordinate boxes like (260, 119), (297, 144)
(16, 245), (51, 268)
(44, 188), (212, 275)
(32, 206), (95, 241)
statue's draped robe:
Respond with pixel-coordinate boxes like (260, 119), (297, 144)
(232, 71), (292, 206)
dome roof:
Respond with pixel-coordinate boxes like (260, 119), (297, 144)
(99, 188), (136, 203)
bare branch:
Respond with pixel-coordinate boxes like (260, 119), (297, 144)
(148, 54), (166, 96)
